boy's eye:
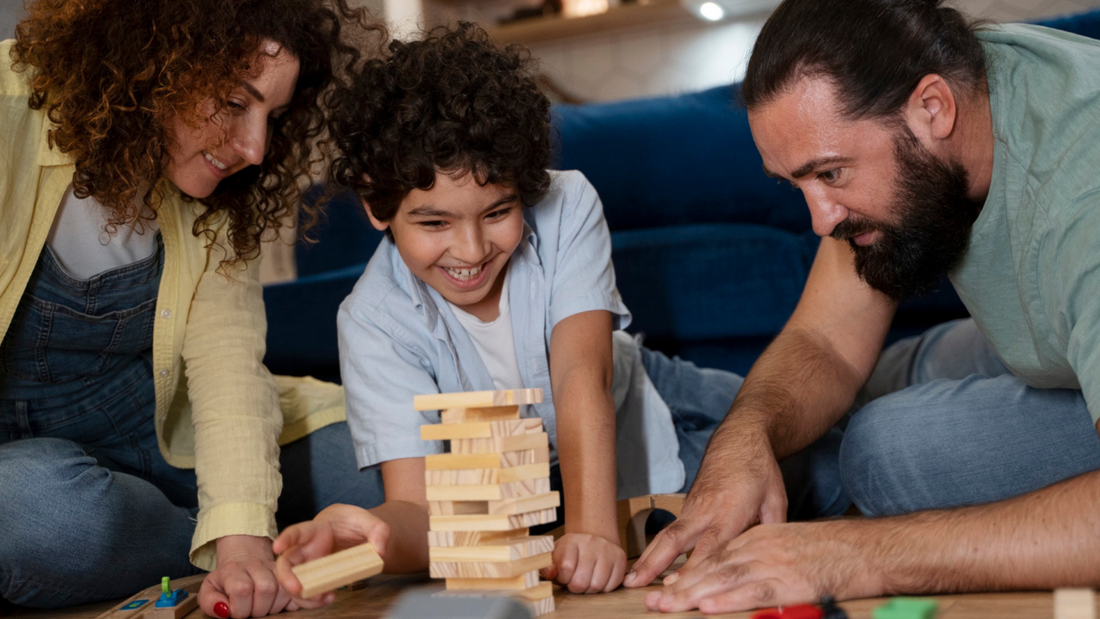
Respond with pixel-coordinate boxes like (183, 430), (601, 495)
(486, 205), (515, 220)
(417, 220), (446, 229)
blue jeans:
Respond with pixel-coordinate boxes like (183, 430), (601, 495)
(840, 318), (1100, 516)
(0, 421), (383, 608)
(640, 347), (850, 521)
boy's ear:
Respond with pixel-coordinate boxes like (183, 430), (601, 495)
(362, 199), (390, 232)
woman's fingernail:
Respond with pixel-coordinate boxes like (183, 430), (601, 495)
(624, 571), (636, 585)
(214, 602), (230, 618)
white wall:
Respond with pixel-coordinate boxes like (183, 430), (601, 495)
(521, 0), (1100, 103)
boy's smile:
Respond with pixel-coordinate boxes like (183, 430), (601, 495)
(365, 171), (525, 322)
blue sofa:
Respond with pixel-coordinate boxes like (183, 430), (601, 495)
(263, 9), (1100, 384)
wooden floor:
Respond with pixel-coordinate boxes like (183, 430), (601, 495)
(3, 574), (1090, 619)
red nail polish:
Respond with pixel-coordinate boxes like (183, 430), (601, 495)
(214, 601), (230, 618)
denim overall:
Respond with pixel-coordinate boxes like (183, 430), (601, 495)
(0, 236), (202, 606)
(0, 234), (386, 609)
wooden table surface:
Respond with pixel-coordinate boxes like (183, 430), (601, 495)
(5, 573), (1088, 619)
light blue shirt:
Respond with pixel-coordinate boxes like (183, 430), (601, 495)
(338, 170), (685, 497)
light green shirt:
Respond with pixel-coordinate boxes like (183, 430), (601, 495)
(951, 24), (1100, 423)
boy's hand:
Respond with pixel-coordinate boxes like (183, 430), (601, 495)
(541, 532), (627, 593)
(272, 504), (390, 606)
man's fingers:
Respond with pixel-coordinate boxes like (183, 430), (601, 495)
(698, 578), (786, 615)
(647, 560), (762, 614)
(623, 518), (704, 588)
(759, 485), (789, 525)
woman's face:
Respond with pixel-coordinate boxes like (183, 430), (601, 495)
(164, 39), (300, 198)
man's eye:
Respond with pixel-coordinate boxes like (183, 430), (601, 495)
(819, 169), (840, 183)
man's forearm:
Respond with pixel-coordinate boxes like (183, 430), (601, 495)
(863, 467), (1100, 593)
(717, 325), (867, 460)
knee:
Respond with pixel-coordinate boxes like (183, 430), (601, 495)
(0, 439), (104, 562)
(839, 397), (928, 517)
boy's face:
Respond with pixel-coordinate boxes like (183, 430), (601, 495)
(366, 171), (525, 320)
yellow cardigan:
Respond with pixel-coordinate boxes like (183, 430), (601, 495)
(0, 40), (346, 570)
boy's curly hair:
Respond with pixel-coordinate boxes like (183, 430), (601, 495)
(11, 0), (386, 264)
(328, 22), (552, 221)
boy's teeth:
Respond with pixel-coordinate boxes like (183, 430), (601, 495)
(444, 265), (484, 281)
(204, 152), (227, 170)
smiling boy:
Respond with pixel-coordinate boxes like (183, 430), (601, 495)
(272, 23), (843, 601)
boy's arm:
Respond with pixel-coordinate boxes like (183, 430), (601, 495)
(548, 309), (627, 592)
(371, 457), (431, 572)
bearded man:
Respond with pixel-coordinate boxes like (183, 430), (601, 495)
(622, 0), (1100, 612)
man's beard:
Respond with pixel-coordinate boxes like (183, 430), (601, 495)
(831, 127), (981, 300)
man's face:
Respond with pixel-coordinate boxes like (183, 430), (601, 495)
(748, 77), (980, 299)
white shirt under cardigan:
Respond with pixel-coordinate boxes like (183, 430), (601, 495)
(337, 170), (685, 498)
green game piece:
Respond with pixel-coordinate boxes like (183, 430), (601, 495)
(872, 597), (939, 619)
(161, 577), (171, 596)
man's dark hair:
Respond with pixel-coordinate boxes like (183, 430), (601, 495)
(742, 0), (988, 119)
(328, 22), (552, 221)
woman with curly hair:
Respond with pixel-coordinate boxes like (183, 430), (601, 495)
(0, 0), (386, 615)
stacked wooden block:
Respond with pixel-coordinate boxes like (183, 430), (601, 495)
(415, 389), (559, 616)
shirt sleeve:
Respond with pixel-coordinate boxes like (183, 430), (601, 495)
(546, 171), (631, 332)
(182, 229), (282, 570)
(1048, 188), (1100, 426)
(337, 296), (446, 468)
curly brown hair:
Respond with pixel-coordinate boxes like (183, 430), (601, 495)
(11, 0), (386, 263)
(328, 22), (552, 222)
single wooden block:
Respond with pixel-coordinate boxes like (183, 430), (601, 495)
(291, 542), (384, 598)
(426, 477), (551, 501)
(421, 418), (542, 441)
(430, 507), (558, 531)
(451, 432), (548, 454)
(425, 462), (550, 486)
(445, 572), (540, 590)
(146, 594), (198, 619)
(428, 528), (529, 548)
(414, 389), (543, 412)
(95, 575), (206, 619)
(529, 595), (555, 617)
(435, 581), (552, 602)
(425, 446), (549, 471)
(1055, 589), (1097, 619)
(441, 406), (521, 424)
(616, 493), (685, 558)
(431, 493), (559, 517)
(429, 500), (489, 516)
(429, 536), (554, 563)
(430, 551), (552, 578)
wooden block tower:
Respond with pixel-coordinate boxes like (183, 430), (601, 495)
(415, 389), (558, 616)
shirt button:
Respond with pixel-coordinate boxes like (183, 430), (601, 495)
(159, 369), (170, 378)
(161, 309), (172, 318)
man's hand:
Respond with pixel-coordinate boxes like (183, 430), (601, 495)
(272, 504), (391, 607)
(199, 534), (296, 618)
(644, 520), (881, 614)
(541, 532), (628, 593)
(624, 423), (787, 588)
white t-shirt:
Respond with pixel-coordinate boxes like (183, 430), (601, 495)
(47, 185), (160, 279)
(448, 267), (527, 399)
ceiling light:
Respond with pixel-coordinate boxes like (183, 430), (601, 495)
(699, 2), (725, 20)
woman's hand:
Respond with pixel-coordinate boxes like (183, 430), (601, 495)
(541, 532), (628, 593)
(272, 504), (391, 607)
(199, 534), (301, 618)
